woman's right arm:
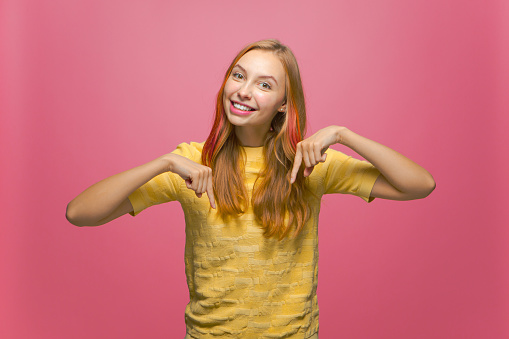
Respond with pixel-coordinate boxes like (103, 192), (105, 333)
(66, 154), (215, 227)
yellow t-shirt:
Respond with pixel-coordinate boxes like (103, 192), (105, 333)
(128, 141), (380, 338)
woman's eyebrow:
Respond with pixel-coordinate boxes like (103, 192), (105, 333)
(233, 64), (278, 85)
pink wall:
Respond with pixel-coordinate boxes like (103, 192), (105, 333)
(1, 0), (508, 338)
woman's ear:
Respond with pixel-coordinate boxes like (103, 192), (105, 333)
(278, 102), (287, 113)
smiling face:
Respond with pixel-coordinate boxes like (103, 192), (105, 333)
(223, 49), (287, 146)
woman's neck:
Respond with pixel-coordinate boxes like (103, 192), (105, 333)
(234, 125), (270, 147)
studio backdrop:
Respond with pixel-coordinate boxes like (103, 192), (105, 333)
(1, 0), (508, 338)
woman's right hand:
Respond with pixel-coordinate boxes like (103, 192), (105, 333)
(163, 153), (216, 209)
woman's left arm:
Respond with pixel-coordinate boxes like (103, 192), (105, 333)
(290, 126), (436, 201)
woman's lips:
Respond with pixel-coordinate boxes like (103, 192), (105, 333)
(230, 101), (256, 116)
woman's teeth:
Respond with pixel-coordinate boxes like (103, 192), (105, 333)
(233, 102), (254, 111)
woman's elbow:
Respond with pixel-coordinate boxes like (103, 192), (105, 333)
(66, 202), (82, 226)
(65, 202), (97, 227)
(415, 176), (436, 199)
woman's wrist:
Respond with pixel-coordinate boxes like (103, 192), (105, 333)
(334, 126), (352, 146)
(156, 154), (176, 173)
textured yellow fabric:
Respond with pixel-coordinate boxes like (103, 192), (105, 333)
(128, 142), (380, 338)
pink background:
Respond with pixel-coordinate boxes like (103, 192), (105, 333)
(1, 0), (508, 338)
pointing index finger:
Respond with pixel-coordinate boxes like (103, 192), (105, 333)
(290, 149), (303, 184)
(206, 176), (216, 209)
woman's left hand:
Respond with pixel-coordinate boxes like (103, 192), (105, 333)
(290, 126), (344, 184)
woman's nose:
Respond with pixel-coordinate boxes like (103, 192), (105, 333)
(237, 83), (252, 100)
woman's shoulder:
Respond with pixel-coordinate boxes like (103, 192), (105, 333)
(307, 147), (358, 181)
(311, 148), (349, 170)
(175, 141), (205, 152)
(171, 141), (205, 162)
(323, 147), (352, 163)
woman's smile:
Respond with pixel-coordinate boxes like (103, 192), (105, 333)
(230, 100), (256, 115)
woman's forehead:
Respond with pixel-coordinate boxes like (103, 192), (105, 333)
(235, 50), (285, 80)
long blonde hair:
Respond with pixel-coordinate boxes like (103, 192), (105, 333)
(202, 39), (311, 239)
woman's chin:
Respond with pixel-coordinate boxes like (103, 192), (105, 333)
(226, 113), (249, 127)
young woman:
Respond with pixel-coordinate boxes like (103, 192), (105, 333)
(66, 39), (435, 339)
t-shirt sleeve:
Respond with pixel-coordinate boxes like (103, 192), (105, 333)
(127, 142), (202, 216)
(322, 148), (381, 202)
(128, 171), (181, 216)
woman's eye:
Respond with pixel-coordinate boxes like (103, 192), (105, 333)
(261, 82), (271, 90)
(233, 72), (244, 79)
